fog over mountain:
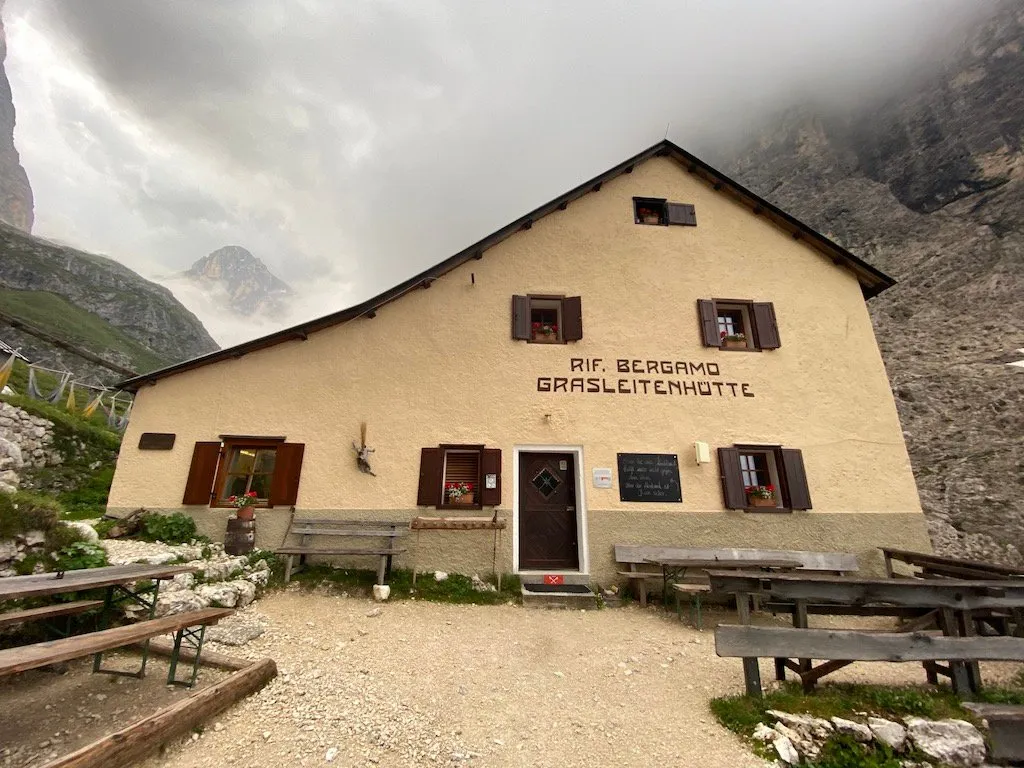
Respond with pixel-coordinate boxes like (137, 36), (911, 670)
(2, 0), (989, 343)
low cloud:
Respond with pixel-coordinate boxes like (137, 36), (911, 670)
(3, 0), (989, 345)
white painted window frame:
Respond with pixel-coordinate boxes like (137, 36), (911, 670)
(512, 444), (589, 576)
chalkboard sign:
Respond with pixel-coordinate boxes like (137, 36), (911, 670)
(616, 453), (682, 503)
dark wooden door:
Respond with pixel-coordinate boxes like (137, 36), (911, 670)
(519, 452), (579, 570)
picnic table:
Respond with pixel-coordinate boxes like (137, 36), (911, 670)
(644, 557), (801, 615)
(0, 562), (224, 687)
(882, 547), (1024, 581)
(708, 569), (1024, 696)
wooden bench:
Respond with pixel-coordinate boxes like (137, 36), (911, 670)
(716, 624), (1024, 695)
(614, 544), (858, 606)
(0, 607), (233, 687)
(882, 547), (1024, 581)
(276, 517), (408, 584)
(0, 600), (105, 633)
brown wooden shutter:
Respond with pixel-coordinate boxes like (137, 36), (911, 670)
(718, 447), (747, 509)
(752, 302), (781, 349)
(562, 296), (583, 341)
(666, 202), (697, 226)
(417, 447), (443, 506)
(182, 442), (222, 505)
(779, 448), (812, 509)
(697, 299), (719, 347)
(480, 448), (501, 507)
(512, 295), (531, 340)
(268, 442), (305, 507)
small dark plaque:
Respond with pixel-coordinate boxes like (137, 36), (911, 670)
(616, 453), (682, 503)
(138, 432), (176, 450)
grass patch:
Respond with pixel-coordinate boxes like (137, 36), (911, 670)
(291, 566), (522, 605)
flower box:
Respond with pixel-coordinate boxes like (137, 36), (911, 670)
(722, 339), (747, 350)
(747, 496), (777, 508)
(236, 505), (255, 521)
(451, 492), (475, 505)
(642, 214), (661, 225)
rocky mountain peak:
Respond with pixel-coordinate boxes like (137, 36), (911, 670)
(721, 0), (1024, 565)
(0, 0), (34, 232)
(185, 245), (292, 316)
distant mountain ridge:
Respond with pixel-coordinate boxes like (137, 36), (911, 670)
(0, 223), (219, 382)
(185, 245), (292, 316)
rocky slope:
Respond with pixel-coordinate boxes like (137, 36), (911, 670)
(721, 0), (1024, 563)
(0, 0), (33, 232)
(185, 245), (291, 316)
(0, 223), (219, 380)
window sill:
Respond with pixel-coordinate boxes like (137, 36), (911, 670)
(743, 507), (792, 514)
(718, 346), (761, 352)
(528, 337), (566, 345)
(438, 503), (484, 511)
(212, 503), (271, 510)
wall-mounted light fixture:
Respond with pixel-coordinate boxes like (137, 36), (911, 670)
(694, 441), (711, 465)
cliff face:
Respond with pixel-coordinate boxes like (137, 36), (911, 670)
(722, 0), (1024, 563)
(185, 245), (292, 316)
(0, 1), (33, 232)
(0, 223), (219, 379)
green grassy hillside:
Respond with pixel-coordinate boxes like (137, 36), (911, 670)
(0, 288), (168, 374)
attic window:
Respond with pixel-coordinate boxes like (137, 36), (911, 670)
(633, 197), (697, 227)
(634, 197), (667, 225)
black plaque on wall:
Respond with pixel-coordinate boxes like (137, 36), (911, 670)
(138, 432), (176, 450)
(616, 453), (682, 503)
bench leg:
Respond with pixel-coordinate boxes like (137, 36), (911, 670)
(167, 624), (208, 688)
(736, 591), (762, 697)
(775, 658), (787, 682)
(376, 555), (387, 586)
(638, 580), (647, 608)
(284, 555), (294, 583)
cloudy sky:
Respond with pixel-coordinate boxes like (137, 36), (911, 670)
(4, 0), (985, 345)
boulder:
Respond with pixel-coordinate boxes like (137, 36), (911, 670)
(752, 723), (776, 742)
(197, 583), (242, 608)
(228, 579), (257, 607)
(869, 717), (908, 752)
(773, 733), (800, 764)
(831, 716), (873, 743)
(60, 521), (99, 543)
(0, 540), (17, 564)
(21, 530), (45, 547)
(905, 718), (986, 767)
(0, 437), (23, 467)
(768, 710), (834, 741)
(155, 590), (210, 616)
(206, 613), (266, 646)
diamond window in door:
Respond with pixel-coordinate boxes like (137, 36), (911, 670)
(531, 468), (561, 498)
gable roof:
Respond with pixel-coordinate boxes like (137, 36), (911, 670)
(119, 139), (895, 392)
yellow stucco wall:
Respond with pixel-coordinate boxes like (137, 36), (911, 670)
(108, 155), (926, 579)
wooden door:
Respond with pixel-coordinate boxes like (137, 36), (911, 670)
(519, 452), (579, 570)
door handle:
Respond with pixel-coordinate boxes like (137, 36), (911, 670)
(567, 506), (575, 511)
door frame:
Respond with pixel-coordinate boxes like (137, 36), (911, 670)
(512, 444), (589, 576)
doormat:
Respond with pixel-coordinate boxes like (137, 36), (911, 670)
(521, 583), (593, 595)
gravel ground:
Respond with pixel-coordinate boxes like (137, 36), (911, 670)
(5, 591), (1022, 768)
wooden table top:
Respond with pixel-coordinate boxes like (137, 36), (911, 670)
(0, 564), (197, 601)
(882, 547), (1024, 578)
(646, 558), (801, 570)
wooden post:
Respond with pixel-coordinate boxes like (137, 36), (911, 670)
(794, 599), (812, 677)
(939, 607), (972, 696)
(39, 658), (277, 768)
(958, 609), (983, 693)
(412, 529), (421, 585)
(735, 591), (762, 697)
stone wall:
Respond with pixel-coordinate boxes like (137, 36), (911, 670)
(0, 400), (60, 493)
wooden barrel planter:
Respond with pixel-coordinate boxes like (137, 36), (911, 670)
(224, 518), (256, 555)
